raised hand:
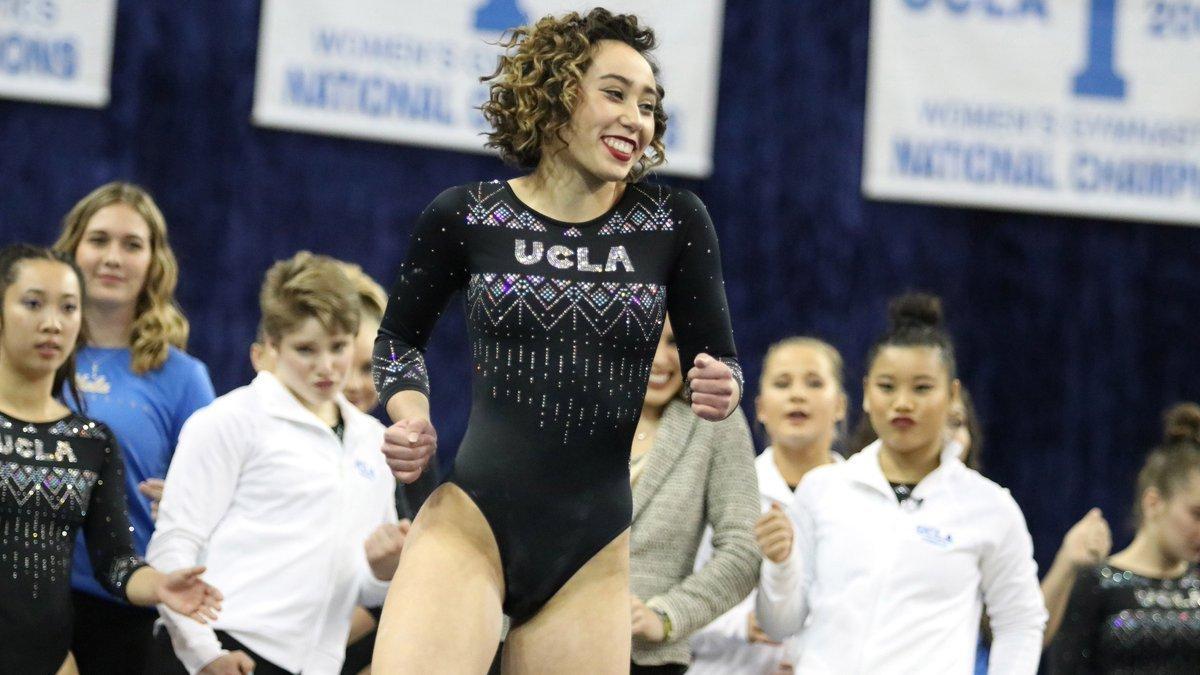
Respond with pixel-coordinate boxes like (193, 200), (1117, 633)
(381, 418), (437, 483)
(365, 519), (412, 581)
(687, 353), (739, 421)
(755, 503), (794, 564)
(138, 478), (165, 521)
(158, 566), (223, 624)
(1056, 508), (1112, 569)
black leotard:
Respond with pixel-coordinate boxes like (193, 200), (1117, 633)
(374, 181), (741, 626)
(0, 410), (145, 674)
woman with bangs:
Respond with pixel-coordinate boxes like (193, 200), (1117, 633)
(754, 294), (1046, 673)
(52, 182), (215, 674)
(372, 8), (741, 672)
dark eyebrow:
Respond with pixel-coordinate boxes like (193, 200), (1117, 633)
(598, 74), (658, 98)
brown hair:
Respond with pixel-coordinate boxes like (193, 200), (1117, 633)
(0, 244), (89, 408)
(259, 251), (360, 343)
(337, 262), (387, 324)
(480, 7), (668, 181)
(53, 182), (188, 374)
(1133, 402), (1200, 526)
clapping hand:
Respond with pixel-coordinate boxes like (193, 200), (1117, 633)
(755, 503), (794, 564)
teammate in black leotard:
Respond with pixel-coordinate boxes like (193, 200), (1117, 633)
(370, 9), (742, 673)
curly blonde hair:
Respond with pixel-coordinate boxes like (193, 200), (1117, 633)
(480, 7), (668, 182)
(54, 182), (189, 375)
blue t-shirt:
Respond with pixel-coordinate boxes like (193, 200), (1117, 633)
(68, 346), (215, 602)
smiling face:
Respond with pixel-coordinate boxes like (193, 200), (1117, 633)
(267, 317), (353, 414)
(756, 343), (846, 454)
(72, 204), (152, 313)
(0, 259), (83, 380)
(558, 39), (658, 184)
(864, 346), (958, 460)
(643, 318), (683, 410)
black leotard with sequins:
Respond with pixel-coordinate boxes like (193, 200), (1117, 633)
(0, 410), (145, 673)
(1048, 563), (1200, 675)
(374, 181), (741, 626)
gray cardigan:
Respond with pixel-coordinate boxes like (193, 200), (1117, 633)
(630, 398), (761, 666)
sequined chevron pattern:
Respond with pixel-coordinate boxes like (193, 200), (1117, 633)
(597, 184), (675, 235)
(465, 182), (547, 232)
(467, 273), (665, 339)
(0, 464), (96, 512)
(373, 345), (431, 398)
(466, 273), (666, 441)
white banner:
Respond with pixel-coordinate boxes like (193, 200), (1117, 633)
(864, 0), (1200, 226)
(252, 0), (724, 177)
(0, 0), (117, 108)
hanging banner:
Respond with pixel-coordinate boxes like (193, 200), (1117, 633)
(252, 0), (725, 177)
(863, 0), (1200, 226)
(0, 0), (118, 108)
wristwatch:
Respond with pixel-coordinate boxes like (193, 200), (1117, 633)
(650, 606), (673, 641)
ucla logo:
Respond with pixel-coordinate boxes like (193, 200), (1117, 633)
(916, 525), (954, 549)
(354, 459), (377, 481)
(514, 240), (635, 273)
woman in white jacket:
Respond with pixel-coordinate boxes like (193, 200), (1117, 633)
(755, 294), (1046, 674)
(147, 253), (405, 675)
(688, 337), (847, 674)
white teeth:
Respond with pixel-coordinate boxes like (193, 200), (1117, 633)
(648, 373), (671, 385)
(604, 137), (634, 153)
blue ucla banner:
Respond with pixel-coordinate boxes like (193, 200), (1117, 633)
(863, 0), (1200, 226)
(0, 0), (117, 108)
(252, 0), (725, 177)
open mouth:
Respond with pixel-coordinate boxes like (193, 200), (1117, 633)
(785, 411), (810, 423)
(603, 136), (636, 162)
(647, 371), (674, 388)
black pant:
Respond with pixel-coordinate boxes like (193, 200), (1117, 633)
(630, 663), (687, 675)
(150, 626), (296, 675)
(71, 590), (156, 675)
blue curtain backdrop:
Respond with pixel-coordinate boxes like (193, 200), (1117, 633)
(2, 1), (1198, 572)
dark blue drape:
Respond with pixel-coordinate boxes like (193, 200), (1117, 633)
(2, 1), (1198, 572)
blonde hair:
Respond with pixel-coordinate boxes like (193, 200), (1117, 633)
(337, 262), (387, 323)
(761, 336), (846, 394)
(260, 251), (360, 342)
(54, 182), (188, 374)
(480, 7), (668, 182)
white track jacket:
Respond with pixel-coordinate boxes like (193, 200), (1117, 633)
(756, 441), (1046, 674)
(147, 372), (398, 674)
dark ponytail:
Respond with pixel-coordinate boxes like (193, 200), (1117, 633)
(866, 292), (957, 379)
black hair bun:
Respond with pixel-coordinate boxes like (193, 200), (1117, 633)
(887, 293), (944, 332)
(1163, 402), (1200, 445)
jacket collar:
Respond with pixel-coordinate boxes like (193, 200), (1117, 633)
(846, 439), (963, 499)
(251, 371), (360, 436)
(758, 446), (846, 504)
(632, 399), (697, 520)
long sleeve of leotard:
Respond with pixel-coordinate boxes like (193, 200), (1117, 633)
(84, 427), (148, 599)
(374, 189), (470, 405)
(666, 190), (743, 404)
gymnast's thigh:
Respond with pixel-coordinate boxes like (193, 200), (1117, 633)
(501, 529), (632, 675)
(371, 482), (506, 675)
